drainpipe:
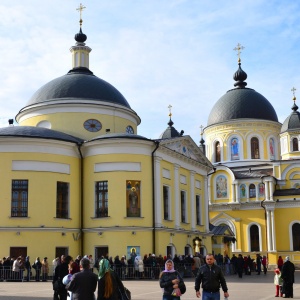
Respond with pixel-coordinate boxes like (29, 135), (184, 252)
(151, 141), (160, 254)
(77, 142), (84, 255)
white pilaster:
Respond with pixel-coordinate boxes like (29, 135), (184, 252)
(174, 164), (180, 229)
(204, 177), (209, 232)
(235, 183), (240, 203)
(154, 157), (162, 227)
(266, 210), (271, 251)
(271, 210), (276, 251)
(190, 171), (196, 230)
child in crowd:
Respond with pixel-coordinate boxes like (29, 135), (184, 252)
(274, 268), (283, 297)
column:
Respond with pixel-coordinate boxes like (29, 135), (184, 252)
(231, 183), (236, 203)
(190, 171), (196, 230)
(271, 210), (276, 251)
(265, 181), (270, 201)
(174, 164), (180, 229)
(269, 181), (274, 201)
(208, 180), (212, 205)
(235, 183), (240, 203)
(154, 157), (162, 227)
(266, 210), (271, 251)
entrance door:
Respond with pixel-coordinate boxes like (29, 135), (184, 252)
(10, 247), (27, 258)
(95, 246), (109, 261)
(55, 247), (69, 258)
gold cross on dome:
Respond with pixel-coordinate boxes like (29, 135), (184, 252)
(168, 104), (172, 117)
(200, 125), (204, 134)
(291, 87), (297, 101)
(233, 43), (245, 63)
(76, 3), (86, 27)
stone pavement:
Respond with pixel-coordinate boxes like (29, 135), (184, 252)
(0, 272), (299, 300)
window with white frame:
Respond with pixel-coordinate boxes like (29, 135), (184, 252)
(196, 195), (201, 225)
(163, 185), (170, 220)
(180, 190), (187, 223)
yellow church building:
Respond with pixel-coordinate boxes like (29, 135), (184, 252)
(205, 49), (300, 268)
(0, 13), (213, 261)
(1, 8), (300, 270)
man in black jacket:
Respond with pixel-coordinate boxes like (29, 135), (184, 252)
(195, 253), (229, 299)
(66, 258), (98, 300)
(281, 256), (295, 298)
(53, 255), (72, 300)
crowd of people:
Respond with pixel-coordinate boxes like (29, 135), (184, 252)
(0, 252), (296, 299)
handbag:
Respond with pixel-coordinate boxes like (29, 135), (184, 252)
(118, 285), (131, 300)
(53, 278), (64, 291)
(176, 271), (186, 295)
(178, 280), (186, 294)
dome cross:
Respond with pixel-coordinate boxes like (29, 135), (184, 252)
(233, 43), (245, 63)
(76, 3), (86, 27)
(168, 104), (172, 117)
(291, 87), (297, 101)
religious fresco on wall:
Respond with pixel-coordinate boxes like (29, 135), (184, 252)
(126, 180), (141, 217)
(240, 184), (246, 198)
(269, 138), (275, 159)
(216, 175), (227, 198)
(231, 138), (239, 160)
(258, 183), (265, 197)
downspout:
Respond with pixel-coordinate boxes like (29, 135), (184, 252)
(77, 142), (84, 255)
(152, 141), (160, 254)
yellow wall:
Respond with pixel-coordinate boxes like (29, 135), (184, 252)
(19, 112), (137, 140)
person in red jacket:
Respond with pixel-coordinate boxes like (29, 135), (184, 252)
(277, 256), (284, 271)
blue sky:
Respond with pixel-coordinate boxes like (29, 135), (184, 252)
(0, 0), (300, 143)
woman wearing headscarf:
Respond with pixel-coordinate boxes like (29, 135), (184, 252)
(97, 258), (126, 300)
(159, 259), (182, 300)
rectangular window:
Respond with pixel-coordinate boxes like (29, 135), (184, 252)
(56, 182), (69, 219)
(196, 195), (201, 225)
(126, 180), (141, 217)
(163, 186), (170, 220)
(11, 180), (28, 217)
(95, 181), (108, 218)
(181, 190), (186, 223)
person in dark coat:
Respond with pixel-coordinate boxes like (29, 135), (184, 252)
(160, 259), (183, 300)
(281, 256), (295, 298)
(236, 254), (244, 278)
(67, 258), (98, 300)
(97, 258), (125, 300)
(53, 255), (72, 300)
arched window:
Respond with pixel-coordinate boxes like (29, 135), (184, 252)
(215, 141), (221, 162)
(230, 138), (239, 160)
(250, 225), (259, 251)
(292, 138), (299, 151)
(292, 223), (300, 251)
(251, 137), (260, 159)
(249, 184), (256, 198)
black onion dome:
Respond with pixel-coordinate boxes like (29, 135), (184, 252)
(281, 101), (300, 133)
(75, 27), (87, 43)
(159, 118), (184, 139)
(207, 63), (278, 126)
(0, 126), (83, 144)
(233, 63), (247, 88)
(26, 67), (131, 108)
